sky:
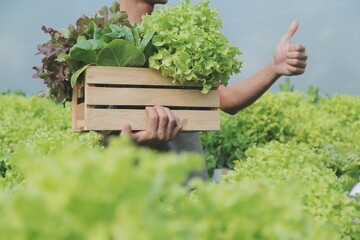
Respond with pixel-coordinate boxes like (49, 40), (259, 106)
(0, 0), (359, 96)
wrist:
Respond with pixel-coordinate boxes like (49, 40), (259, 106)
(268, 60), (282, 81)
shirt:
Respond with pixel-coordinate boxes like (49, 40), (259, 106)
(155, 132), (208, 180)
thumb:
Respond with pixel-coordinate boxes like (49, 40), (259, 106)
(281, 21), (299, 43)
(120, 123), (133, 137)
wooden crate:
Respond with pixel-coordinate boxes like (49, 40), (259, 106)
(72, 66), (220, 132)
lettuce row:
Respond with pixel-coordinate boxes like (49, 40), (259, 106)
(227, 142), (359, 239)
(0, 94), (348, 239)
(201, 91), (360, 185)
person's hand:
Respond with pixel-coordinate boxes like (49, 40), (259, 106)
(272, 21), (308, 76)
(120, 106), (182, 147)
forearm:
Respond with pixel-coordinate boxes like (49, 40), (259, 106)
(219, 21), (307, 115)
(219, 60), (280, 115)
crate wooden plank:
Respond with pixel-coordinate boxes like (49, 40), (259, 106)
(85, 86), (219, 107)
(86, 66), (206, 87)
(72, 81), (85, 132)
(85, 108), (220, 131)
(72, 103), (85, 132)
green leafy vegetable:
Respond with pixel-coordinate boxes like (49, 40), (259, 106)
(71, 64), (90, 87)
(68, 24), (149, 86)
(33, 2), (131, 102)
(86, 21), (102, 40)
(96, 39), (146, 67)
(1, 93), (358, 239)
(140, 0), (242, 93)
(34, 0), (244, 100)
(138, 32), (155, 52)
(228, 142), (360, 239)
(201, 90), (360, 187)
(70, 39), (107, 64)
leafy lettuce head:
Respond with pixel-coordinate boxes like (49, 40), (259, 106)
(140, 0), (242, 93)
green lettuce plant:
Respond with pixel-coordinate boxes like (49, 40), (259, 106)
(140, 0), (242, 93)
(68, 23), (154, 87)
(201, 91), (360, 183)
(227, 142), (360, 240)
(33, 2), (132, 102)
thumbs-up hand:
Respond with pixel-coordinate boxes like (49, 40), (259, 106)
(272, 21), (308, 76)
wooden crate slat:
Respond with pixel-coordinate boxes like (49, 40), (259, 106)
(86, 66), (205, 87)
(72, 80), (85, 133)
(85, 109), (220, 131)
(86, 86), (220, 107)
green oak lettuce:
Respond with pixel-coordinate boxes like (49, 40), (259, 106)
(140, 0), (243, 93)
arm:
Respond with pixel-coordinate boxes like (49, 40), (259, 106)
(220, 21), (308, 115)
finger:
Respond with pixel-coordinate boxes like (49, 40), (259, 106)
(287, 65), (305, 75)
(145, 106), (159, 140)
(281, 21), (299, 43)
(286, 59), (307, 68)
(163, 107), (177, 140)
(120, 123), (133, 137)
(131, 130), (147, 144)
(289, 44), (306, 53)
(287, 52), (308, 61)
(170, 117), (183, 140)
(154, 106), (169, 141)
